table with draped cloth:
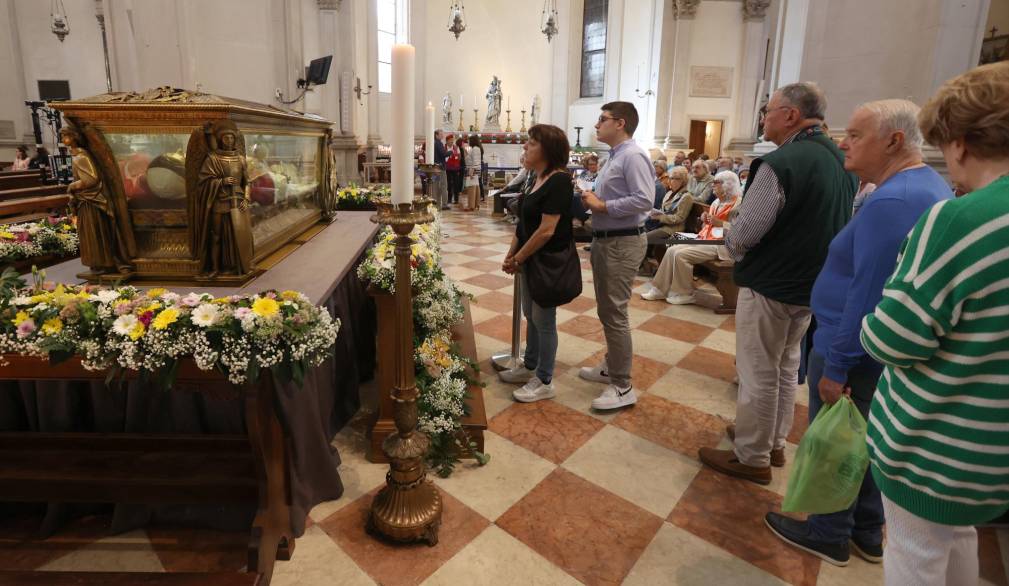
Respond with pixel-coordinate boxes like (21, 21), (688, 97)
(0, 212), (380, 539)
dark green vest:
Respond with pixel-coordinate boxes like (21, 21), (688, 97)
(733, 127), (857, 306)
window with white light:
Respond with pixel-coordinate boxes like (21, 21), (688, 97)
(580, 0), (609, 98)
(377, 0), (408, 93)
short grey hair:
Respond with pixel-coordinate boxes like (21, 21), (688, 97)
(858, 99), (924, 151)
(777, 82), (827, 120)
(713, 170), (743, 197)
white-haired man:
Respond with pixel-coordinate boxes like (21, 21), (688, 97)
(699, 82), (858, 484)
(762, 99), (953, 567)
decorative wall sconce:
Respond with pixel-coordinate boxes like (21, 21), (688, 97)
(354, 77), (373, 105)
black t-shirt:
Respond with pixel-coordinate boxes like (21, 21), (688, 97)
(517, 171), (574, 253)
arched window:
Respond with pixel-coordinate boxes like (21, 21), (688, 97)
(580, 0), (609, 98)
(377, 0), (408, 93)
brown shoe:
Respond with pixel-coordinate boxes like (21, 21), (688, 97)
(726, 424), (786, 468)
(698, 447), (772, 485)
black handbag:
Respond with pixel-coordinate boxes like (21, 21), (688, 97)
(523, 240), (582, 309)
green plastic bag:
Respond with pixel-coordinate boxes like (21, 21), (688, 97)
(782, 397), (870, 514)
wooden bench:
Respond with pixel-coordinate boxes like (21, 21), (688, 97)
(0, 571), (262, 585)
(0, 194), (70, 223)
(696, 258), (738, 314)
(0, 170), (45, 190)
(0, 184), (67, 202)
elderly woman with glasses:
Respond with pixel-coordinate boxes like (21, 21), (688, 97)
(640, 170), (741, 305)
(688, 159), (715, 204)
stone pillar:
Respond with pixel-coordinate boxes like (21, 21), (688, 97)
(726, 0), (770, 155)
(318, 0), (360, 184)
(365, 0), (382, 160)
(660, 0), (700, 150)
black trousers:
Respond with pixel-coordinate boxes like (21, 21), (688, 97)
(447, 170), (463, 203)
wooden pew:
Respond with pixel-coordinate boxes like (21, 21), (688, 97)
(0, 169), (41, 178)
(0, 194), (70, 223)
(695, 259), (738, 314)
(0, 571), (262, 585)
(0, 184), (67, 202)
(0, 170), (45, 190)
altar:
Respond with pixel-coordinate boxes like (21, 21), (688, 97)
(0, 213), (379, 585)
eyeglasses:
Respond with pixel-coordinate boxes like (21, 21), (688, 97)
(763, 105), (795, 117)
(597, 115), (622, 125)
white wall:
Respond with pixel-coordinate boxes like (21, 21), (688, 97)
(683, 1), (745, 150)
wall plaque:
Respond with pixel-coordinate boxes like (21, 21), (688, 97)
(689, 66), (733, 98)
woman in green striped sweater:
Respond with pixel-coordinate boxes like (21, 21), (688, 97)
(859, 61), (1009, 586)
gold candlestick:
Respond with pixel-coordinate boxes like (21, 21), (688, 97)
(472, 109), (479, 132)
(505, 109), (512, 133)
(457, 108), (465, 132)
(520, 110), (527, 133)
(368, 197), (442, 546)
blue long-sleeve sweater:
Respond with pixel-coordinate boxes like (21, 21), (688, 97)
(810, 165), (952, 383)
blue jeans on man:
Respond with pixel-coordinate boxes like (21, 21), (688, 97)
(520, 274), (558, 384)
(805, 349), (885, 547)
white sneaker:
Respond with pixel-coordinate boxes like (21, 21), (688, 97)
(578, 363), (610, 383)
(640, 285), (666, 301)
(513, 378), (556, 403)
(591, 385), (638, 410)
(499, 365), (536, 384)
(665, 292), (696, 305)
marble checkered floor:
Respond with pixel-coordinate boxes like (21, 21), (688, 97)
(2, 205), (1007, 585)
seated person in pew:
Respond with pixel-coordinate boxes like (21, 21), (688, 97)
(652, 160), (668, 209)
(639, 170), (741, 305)
(645, 166), (693, 248)
(570, 153), (600, 235)
(501, 153), (536, 223)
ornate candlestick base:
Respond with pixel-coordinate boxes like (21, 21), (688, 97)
(417, 163), (443, 204)
(505, 110), (512, 133)
(368, 198), (442, 546)
(520, 110), (527, 133)
(472, 109), (479, 132)
(457, 108), (465, 132)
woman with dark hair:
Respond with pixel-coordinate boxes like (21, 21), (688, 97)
(444, 135), (463, 205)
(500, 124), (575, 402)
(28, 146), (50, 171)
(464, 134), (484, 211)
(12, 145), (30, 171)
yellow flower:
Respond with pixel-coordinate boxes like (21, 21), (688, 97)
(213, 297), (231, 304)
(280, 290), (301, 301)
(128, 322), (145, 340)
(252, 297), (280, 318)
(12, 310), (29, 325)
(151, 308), (179, 330)
(142, 302), (162, 314)
(41, 317), (63, 335)
(0, 231), (14, 239)
(147, 288), (167, 299)
(29, 293), (52, 304)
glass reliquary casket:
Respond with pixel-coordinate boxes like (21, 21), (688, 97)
(51, 87), (337, 284)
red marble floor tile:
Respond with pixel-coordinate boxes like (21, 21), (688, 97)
(676, 346), (738, 383)
(563, 295), (598, 315)
(0, 511), (111, 571)
(577, 350), (675, 391)
(464, 273), (514, 291)
(629, 295), (671, 313)
(558, 314), (606, 344)
(638, 314), (715, 345)
(787, 402), (810, 445)
(461, 259), (504, 273)
(979, 527), (1009, 586)
(474, 291), (518, 314)
(146, 527), (247, 573)
(612, 394), (727, 459)
(489, 400), (605, 464)
(318, 488), (490, 586)
(460, 248), (505, 260)
(669, 468), (820, 586)
(474, 314), (527, 344)
(719, 315), (736, 332)
(497, 468), (664, 586)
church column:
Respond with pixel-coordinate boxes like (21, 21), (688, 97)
(365, 0), (382, 158)
(318, 0), (360, 183)
(726, 1), (771, 155)
(661, 0), (700, 151)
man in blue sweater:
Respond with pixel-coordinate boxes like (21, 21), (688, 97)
(764, 100), (953, 566)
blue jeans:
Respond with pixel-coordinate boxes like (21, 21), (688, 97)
(520, 271), (558, 384)
(805, 349), (886, 546)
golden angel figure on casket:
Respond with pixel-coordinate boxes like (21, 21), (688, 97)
(186, 120), (255, 278)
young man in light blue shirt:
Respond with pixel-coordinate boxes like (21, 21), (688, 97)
(578, 101), (655, 409)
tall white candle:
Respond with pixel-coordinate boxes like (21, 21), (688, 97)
(390, 44), (416, 205)
(425, 102), (435, 164)
(459, 94), (464, 109)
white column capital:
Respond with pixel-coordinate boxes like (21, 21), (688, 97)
(742, 0), (771, 21)
(673, 0), (701, 20)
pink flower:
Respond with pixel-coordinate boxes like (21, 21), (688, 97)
(15, 231), (30, 243)
(16, 319), (35, 338)
(47, 216), (60, 225)
(138, 311), (154, 326)
(234, 307), (253, 320)
(180, 293), (202, 307)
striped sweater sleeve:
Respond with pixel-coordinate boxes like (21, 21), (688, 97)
(860, 200), (952, 368)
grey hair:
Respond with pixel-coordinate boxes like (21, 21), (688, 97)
(858, 99), (924, 151)
(777, 82), (827, 120)
(713, 170), (742, 198)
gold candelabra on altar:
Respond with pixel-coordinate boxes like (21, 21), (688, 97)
(472, 109), (479, 132)
(457, 108), (465, 132)
(520, 110), (527, 133)
(367, 197), (442, 546)
(505, 109), (512, 133)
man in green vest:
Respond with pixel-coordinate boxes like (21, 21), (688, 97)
(699, 82), (857, 484)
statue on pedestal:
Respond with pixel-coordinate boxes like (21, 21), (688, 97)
(484, 76), (502, 132)
(188, 120), (255, 278)
(441, 93), (453, 129)
(61, 125), (134, 276)
(530, 95), (542, 127)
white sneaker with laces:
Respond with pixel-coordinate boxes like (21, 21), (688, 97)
(499, 365), (536, 384)
(640, 285), (666, 301)
(665, 292), (696, 305)
(513, 378), (556, 403)
(578, 363), (610, 383)
(591, 384), (638, 410)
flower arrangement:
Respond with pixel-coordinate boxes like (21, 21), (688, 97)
(358, 212), (488, 477)
(0, 216), (78, 265)
(335, 184), (391, 210)
(0, 269), (340, 389)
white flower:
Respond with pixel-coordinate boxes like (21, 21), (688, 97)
(180, 293), (203, 307)
(11, 296), (33, 306)
(161, 291), (181, 304)
(93, 290), (120, 304)
(112, 314), (139, 336)
(241, 315), (257, 332)
(191, 303), (220, 328)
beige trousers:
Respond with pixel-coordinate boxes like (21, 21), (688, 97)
(590, 233), (647, 389)
(651, 244), (718, 296)
(732, 287), (811, 468)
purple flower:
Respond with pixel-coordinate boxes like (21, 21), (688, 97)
(139, 311), (154, 327)
(16, 319), (35, 339)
